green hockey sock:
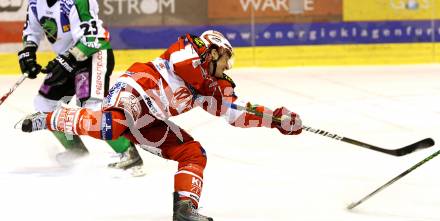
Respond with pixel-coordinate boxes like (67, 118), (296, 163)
(51, 131), (88, 153)
(106, 136), (132, 153)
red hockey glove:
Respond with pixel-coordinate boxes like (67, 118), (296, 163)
(272, 107), (302, 135)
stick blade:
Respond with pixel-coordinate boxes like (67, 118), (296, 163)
(346, 202), (357, 210)
(394, 138), (435, 156)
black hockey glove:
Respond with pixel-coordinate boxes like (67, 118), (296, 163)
(18, 44), (41, 79)
(42, 52), (78, 86)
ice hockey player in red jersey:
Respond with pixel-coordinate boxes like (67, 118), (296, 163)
(17, 30), (302, 221)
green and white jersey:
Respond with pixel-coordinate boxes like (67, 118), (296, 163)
(23, 0), (111, 57)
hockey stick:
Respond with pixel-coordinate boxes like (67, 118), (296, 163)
(224, 101), (434, 156)
(0, 74), (27, 107)
(347, 148), (440, 210)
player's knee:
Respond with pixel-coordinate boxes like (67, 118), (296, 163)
(100, 110), (128, 140)
(195, 146), (207, 168)
(177, 141), (207, 169)
(33, 94), (67, 112)
(78, 98), (102, 109)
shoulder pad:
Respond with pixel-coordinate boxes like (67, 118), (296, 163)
(219, 73), (236, 88)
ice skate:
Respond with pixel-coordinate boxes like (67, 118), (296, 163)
(108, 146), (146, 177)
(108, 145), (143, 169)
(15, 112), (47, 132)
(173, 192), (213, 221)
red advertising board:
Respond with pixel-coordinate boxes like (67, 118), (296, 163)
(0, 22), (23, 43)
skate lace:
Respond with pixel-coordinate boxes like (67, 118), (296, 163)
(33, 114), (46, 130)
(108, 152), (126, 163)
(120, 150), (131, 160)
(189, 206), (208, 218)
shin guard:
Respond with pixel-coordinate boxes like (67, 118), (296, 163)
(174, 164), (204, 208)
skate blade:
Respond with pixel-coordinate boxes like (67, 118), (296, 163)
(55, 151), (89, 167)
(105, 165), (146, 178)
(130, 165), (146, 177)
(13, 118), (24, 130)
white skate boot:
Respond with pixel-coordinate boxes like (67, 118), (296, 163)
(15, 112), (48, 132)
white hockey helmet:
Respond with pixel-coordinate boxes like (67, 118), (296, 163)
(200, 30), (234, 69)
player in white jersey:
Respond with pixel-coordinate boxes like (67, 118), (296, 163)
(17, 0), (142, 173)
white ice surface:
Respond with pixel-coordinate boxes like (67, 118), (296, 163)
(0, 65), (440, 221)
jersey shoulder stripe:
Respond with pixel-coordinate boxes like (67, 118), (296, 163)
(60, 0), (75, 16)
(60, 0), (75, 32)
(29, 0), (37, 18)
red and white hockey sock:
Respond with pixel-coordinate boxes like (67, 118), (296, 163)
(46, 106), (85, 135)
(174, 164), (204, 208)
(46, 106), (129, 140)
(47, 106), (104, 138)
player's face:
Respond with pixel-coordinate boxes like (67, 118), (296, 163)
(213, 53), (231, 77)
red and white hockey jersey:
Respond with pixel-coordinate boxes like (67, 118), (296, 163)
(103, 34), (272, 128)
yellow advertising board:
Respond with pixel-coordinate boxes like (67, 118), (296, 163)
(344, 0), (440, 21)
(1, 43), (439, 75)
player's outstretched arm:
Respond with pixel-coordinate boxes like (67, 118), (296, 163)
(228, 102), (303, 135)
(197, 76), (302, 135)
